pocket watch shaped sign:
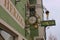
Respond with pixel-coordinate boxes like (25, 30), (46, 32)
(28, 16), (37, 24)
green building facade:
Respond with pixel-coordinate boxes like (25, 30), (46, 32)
(0, 0), (44, 40)
(0, 0), (28, 40)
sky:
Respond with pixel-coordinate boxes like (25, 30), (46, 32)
(43, 0), (60, 40)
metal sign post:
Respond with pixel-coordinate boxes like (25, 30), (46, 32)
(41, 20), (56, 40)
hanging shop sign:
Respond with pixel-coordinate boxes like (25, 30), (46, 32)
(41, 20), (56, 26)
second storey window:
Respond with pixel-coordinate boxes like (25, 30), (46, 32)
(0, 29), (15, 40)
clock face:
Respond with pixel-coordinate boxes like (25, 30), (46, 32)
(28, 16), (37, 24)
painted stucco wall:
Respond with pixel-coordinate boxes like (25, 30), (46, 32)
(11, 0), (27, 19)
(0, 19), (27, 40)
(0, 0), (29, 39)
(0, 6), (27, 39)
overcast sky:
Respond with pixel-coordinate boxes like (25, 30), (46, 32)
(43, 0), (60, 40)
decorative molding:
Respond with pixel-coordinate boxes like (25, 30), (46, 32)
(0, 19), (27, 40)
(0, 0), (25, 28)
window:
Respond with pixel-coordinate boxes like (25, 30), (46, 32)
(0, 34), (4, 40)
(0, 23), (18, 40)
(0, 29), (15, 40)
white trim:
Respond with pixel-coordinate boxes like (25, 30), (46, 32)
(0, 19), (27, 40)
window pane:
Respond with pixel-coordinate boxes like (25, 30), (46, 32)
(0, 29), (14, 40)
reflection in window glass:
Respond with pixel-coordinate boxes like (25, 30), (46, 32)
(0, 29), (14, 40)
